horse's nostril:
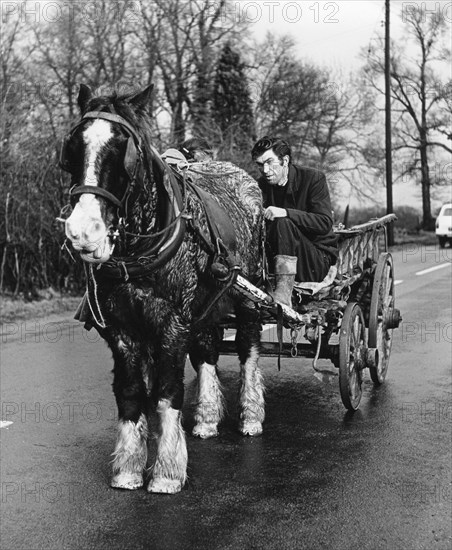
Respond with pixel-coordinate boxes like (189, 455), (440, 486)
(66, 222), (80, 241)
(87, 220), (105, 238)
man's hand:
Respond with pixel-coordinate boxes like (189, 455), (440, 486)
(264, 206), (287, 220)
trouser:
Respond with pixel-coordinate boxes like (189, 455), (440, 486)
(266, 218), (332, 282)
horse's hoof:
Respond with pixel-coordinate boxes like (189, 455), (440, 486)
(192, 423), (218, 439)
(147, 478), (182, 494)
(239, 421), (263, 436)
(111, 472), (143, 490)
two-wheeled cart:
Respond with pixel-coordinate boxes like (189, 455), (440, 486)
(219, 214), (402, 411)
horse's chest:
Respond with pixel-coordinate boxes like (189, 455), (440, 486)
(102, 286), (186, 333)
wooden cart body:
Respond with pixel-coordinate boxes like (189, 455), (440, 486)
(218, 214), (402, 410)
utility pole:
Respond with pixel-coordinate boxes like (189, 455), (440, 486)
(385, 0), (394, 246)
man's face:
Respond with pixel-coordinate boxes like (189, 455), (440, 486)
(254, 149), (289, 186)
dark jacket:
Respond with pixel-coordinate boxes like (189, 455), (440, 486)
(259, 164), (338, 258)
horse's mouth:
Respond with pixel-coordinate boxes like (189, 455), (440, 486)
(75, 240), (115, 264)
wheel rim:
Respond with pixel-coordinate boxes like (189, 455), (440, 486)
(368, 253), (395, 384)
(339, 303), (366, 411)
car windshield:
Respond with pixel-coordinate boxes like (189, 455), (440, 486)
(441, 208), (452, 216)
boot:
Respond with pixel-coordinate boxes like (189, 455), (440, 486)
(272, 255), (297, 307)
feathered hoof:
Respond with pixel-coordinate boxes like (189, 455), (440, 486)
(239, 421), (263, 436)
(147, 478), (183, 494)
(192, 423), (218, 439)
(111, 472), (143, 490)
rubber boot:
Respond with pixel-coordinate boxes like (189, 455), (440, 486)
(272, 255), (297, 307)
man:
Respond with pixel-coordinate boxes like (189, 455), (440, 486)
(251, 136), (338, 306)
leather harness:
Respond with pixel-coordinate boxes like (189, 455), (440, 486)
(61, 109), (239, 284)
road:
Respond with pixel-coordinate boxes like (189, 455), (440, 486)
(1, 242), (451, 550)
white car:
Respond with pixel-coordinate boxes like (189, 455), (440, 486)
(435, 203), (452, 248)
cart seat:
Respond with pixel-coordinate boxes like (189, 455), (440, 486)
(293, 264), (337, 296)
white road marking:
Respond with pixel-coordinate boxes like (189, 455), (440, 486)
(415, 263), (451, 276)
(395, 280), (403, 285)
(0, 421), (13, 428)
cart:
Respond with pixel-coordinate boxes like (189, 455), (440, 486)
(219, 214), (402, 411)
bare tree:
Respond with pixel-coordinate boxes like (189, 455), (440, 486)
(138, 0), (248, 145)
(364, 5), (451, 229)
(248, 35), (377, 206)
(0, 0), (254, 293)
(1, 16), (32, 293)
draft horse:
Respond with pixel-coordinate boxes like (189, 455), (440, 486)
(62, 84), (265, 493)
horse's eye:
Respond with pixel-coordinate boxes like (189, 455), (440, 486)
(60, 137), (84, 174)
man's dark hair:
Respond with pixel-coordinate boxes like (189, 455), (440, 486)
(180, 137), (213, 161)
(251, 136), (292, 163)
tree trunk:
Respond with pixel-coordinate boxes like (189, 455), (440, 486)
(171, 99), (185, 145)
(420, 142), (434, 230)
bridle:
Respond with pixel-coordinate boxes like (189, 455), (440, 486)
(60, 108), (188, 280)
(60, 109), (143, 217)
(62, 105), (242, 330)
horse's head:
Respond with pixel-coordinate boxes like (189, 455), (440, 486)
(62, 84), (153, 263)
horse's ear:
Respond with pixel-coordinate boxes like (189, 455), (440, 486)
(127, 84), (154, 113)
(78, 84), (93, 113)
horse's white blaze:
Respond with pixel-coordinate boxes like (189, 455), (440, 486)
(111, 413), (148, 490)
(192, 362), (224, 438)
(239, 344), (265, 436)
(148, 399), (187, 494)
(65, 120), (115, 263)
(83, 119), (114, 187)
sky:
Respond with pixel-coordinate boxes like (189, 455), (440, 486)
(250, 0), (403, 68)
(5, 0), (450, 210)
(249, 0), (452, 211)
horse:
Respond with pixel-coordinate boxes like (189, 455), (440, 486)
(61, 84), (265, 494)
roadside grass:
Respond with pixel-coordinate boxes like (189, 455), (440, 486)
(0, 292), (82, 325)
(0, 232), (441, 325)
(390, 229), (439, 250)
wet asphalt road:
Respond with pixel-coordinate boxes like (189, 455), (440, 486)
(1, 245), (451, 550)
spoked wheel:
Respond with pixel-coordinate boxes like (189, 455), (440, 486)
(368, 252), (401, 385)
(339, 302), (367, 411)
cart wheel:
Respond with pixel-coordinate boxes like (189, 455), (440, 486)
(368, 252), (397, 385)
(339, 302), (366, 411)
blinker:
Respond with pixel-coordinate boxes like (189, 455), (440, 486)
(124, 137), (138, 179)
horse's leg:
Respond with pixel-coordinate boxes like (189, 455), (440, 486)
(147, 321), (188, 494)
(189, 328), (224, 439)
(235, 313), (265, 436)
(147, 397), (187, 494)
(108, 334), (148, 490)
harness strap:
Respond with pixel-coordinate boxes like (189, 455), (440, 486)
(95, 168), (187, 281)
(82, 111), (142, 144)
(85, 263), (107, 329)
(187, 181), (238, 265)
(71, 185), (123, 209)
(192, 267), (241, 327)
